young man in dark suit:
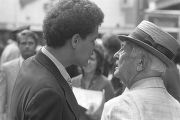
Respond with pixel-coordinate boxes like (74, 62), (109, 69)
(9, 0), (104, 120)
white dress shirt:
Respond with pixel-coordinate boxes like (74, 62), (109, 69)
(101, 77), (180, 120)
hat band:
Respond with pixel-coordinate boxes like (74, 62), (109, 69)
(129, 28), (175, 61)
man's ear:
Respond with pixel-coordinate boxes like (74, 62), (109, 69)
(136, 57), (145, 72)
(71, 34), (81, 49)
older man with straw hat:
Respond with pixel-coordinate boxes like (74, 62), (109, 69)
(101, 20), (180, 120)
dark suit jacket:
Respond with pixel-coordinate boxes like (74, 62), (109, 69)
(10, 51), (81, 120)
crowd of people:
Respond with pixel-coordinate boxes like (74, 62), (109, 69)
(0, 0), (179, 120)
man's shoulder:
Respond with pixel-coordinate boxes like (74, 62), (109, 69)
(103, 93), (138, 119)
(1, 58), (21, 69)
(19, 57), (58, 84)
(17, 55), (65, 93)
(2, 43), (19, 56)
(4, 42), (18, 50)
(105, 93), (133, 106)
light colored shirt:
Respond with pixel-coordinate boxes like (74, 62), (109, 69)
(0, 56), (24, 120)
(0, 41), (20, 66)
(101, 77), (180, 120)
(41, 47), (72, 87)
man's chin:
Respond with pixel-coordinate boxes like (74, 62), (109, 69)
(114, 70), (120, 78)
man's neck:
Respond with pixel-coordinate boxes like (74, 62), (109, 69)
(45, 46), (72, 68)
(128, 70), (162, 89)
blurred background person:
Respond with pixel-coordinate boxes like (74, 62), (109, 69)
(0, 30), (38, 120)
(101, 33), (121, 78)
(72, 42), (114, 120)
(101, 33), (125, 96)
(0, 26), (30, 66)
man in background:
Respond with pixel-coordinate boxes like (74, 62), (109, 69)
(0, 30), (38, 120)
(0, 26), (30, 66)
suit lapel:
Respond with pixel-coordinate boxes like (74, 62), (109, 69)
(35, 51), (80, 119)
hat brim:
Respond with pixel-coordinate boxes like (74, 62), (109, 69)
(118, 35), (174, 67)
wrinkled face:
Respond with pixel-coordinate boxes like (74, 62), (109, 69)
(74, 27), (98, 66)
(114, 41), (136, 85)
(83, 51), (97, 73)
(18, 37), (37, 59)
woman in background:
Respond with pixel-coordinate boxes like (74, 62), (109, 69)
(72, 43), (114, 120)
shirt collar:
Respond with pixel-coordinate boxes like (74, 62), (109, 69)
(41, 47), (71, 85)
(129, 77), (166, 91)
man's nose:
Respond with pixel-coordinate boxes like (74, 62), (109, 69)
(25, 43), (30, 48)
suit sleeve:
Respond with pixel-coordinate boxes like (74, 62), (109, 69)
(25, 88), (64, 120)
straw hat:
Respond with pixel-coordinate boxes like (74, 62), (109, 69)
(118, 20), (180, 66)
